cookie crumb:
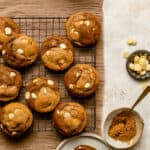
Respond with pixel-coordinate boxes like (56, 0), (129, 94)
(127, 38), (137, 46)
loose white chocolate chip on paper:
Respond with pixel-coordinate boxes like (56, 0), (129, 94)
(127, 38), (137, 46)
(25, 92), (30, 99)
(123, 51), (129, 59)
(5, 27), (12, 35)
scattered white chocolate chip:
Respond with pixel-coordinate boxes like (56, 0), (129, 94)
(134, 55), (140, 63)
(2, 50), (6, 55)
(76, 72), (81, 78)
(59, 43), (67, 49)
(31, 92), (37, 99)
(5, 27), (12, 35)
(8, 113), (14, 120)
(0, 44), (2, 50)
(141, 83), (148, 90)
(0, 124), (3, 129)
(84, 20), (90, 26)
(70, 28), (79, 41)
(146, 64), (150, 71)
(123, 51), (129, 59)
(46, 50), (51, 56)
(127, 38), (137, 46)
(57, 110), (60, 115)
(134, 64), (142, 72)
(33, 78), (39, 83)
(79, 21), (84, 25)
(25, 91), (30, 99)
(69, 84), (74, 89)
(63, 112), (71, 119)
(11, 131), (17, 136)
(47, 80), (54, 86)
(0, 84), (7, 88)
(40, 87), (47, 94)
(140, 70), (146, 75)
(10, 72), (16, 77)
(58, 59), (65, 65)
(17, 48), (24, 55)
(84, 83), (91, 89)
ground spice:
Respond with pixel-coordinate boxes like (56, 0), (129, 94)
(108, 111), (137, 142)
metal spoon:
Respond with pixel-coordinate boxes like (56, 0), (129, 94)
(131, 85), (150, 110)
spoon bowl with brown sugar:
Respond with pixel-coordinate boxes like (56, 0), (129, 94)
(103, 86), (150, 149)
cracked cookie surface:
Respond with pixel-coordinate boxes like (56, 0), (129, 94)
(2, 34), (38, 69)
(66, 12), (101, 47)
(25, 77), (60, 113)
(64, 64), (99, 97)
(0, 65), (22, 102)
(41, 35), (74, 71)
(0, 102), (33, 137)
(53, 102), (87, 137)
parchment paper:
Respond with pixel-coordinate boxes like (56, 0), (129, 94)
(103, 0), (150, 149)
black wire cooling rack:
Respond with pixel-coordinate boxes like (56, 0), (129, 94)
(0, 17), (97, 132)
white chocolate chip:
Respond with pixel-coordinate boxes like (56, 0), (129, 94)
(63, 112), (71, 119)
(2, 50), (6, 55)
(58, 59), (65, 65)
(0, 124), (3, 129)
(17, 48), (24, 55)
(11, 131), (17, 136)
(134, 64), (142, 72)
(127, 38), (137, 46)
(0, 84), (7, 88)
(84, 20), (90, 26)
(84, 83), (91, 89)
(80, 21), (84, 25)
(47, 80), (54, 86)
(57, 110), (60, 115)
(76, 72), (81, 78)
(40, 87), (47, 94)
(123, 51), (129, 59)
(8, 113), (14, 120)
(129, 63), (134, 70)
(69, 84), (74, 89)
(59, 43), (67, 49)
(146, 64), (150, 71)
(10, 72), (16, 77)
(140, 70), (146, 75)
(5, 27), (12, 35)
(31, 92), (37, 99)
(25, 91), (30, 99)
(46, 50), (51, 56)
(70, 28), (79, 41)
(33, 78), (39, 83)
(0, 44), (2, 50)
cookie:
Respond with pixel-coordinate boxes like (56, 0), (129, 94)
(25, 77), (60, 113)
(2, 34), (38, 69)
(66, 12), (101, 46)
(0, 65), (22, 102)
(41, 35), (74, 71)
(74, 145), (96, 150)
(64, 64), (99, 97)
(53, 102), (87, 137)
(0, 17), (20, 52)
(0, 102), (33, 137)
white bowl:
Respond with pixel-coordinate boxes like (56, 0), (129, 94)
(103, 108), (144, 149)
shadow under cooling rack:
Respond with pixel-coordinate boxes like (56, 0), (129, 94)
(0, 17), (97, 132)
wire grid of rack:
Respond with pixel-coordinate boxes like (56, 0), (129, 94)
(0, 17), (97, 132)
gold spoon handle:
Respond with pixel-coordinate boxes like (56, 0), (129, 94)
(131, 86), (150, 110)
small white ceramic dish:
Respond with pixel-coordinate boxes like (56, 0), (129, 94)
(103, 108), (144, 149)
(56, 132), (110, 150)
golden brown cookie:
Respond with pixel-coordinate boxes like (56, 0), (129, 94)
(66, 12), (101, 47)
(2, 34), (38, 69)
(25, 77), (60, 113)
(64, 64), (99, 97)
(41, 35), (74, 71)
(0, 65), (22, 102)
(53, 102), (87, 137)
(74, 145), (96, 150)
(0, 17), (20, 52)
(0, 102), (33, 137)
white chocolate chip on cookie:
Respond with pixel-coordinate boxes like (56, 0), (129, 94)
(84, 83), (91, 89)
(25, 91), (30, 99)
(59, 43), (67, 49)
(5, 27), (12, 35)
(31, 92), (37, 99)
(8, 113), (15, 120)
(2, 50), (6, 55)
(10, 72), (16, 77)
(47, 80), (54, 86)
(17, 48), (24, 55)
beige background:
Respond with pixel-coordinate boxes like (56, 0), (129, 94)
(0, 0), (104, 150)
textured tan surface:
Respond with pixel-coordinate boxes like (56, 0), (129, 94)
(0, 0), (103, 149)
